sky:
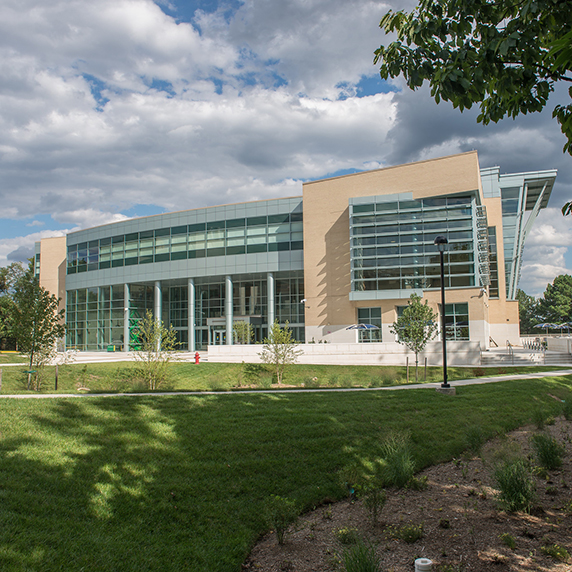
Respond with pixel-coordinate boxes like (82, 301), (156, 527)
(0, 0), (570, 297)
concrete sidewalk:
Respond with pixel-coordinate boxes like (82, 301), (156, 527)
(1, 368), (571, 399)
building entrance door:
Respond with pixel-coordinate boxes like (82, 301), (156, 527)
(211, 326), (226, 345)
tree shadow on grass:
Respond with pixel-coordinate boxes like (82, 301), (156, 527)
(0, 378), (570, 571)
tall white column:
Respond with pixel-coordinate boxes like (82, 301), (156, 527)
(267, 272), (275, 327)
(123, 283), (130, 352)
(188, 278), (195, 352)
(225, 275), (233, 345)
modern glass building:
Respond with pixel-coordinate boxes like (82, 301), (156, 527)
(36, 151), (556, 352)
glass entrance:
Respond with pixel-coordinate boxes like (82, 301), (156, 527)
(211, 326), (226, 345)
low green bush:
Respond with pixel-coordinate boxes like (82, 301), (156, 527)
(334, 526), (360, 545)
(387, 522), (423, 543)
(532, 407), (548, 430)
(357, 478), (386, 526)
(494, 458), (536, 513)
(530, 433), (565, 470)
(541, 544), (570, 562)
(499, 532), (516, 549)
(264, 495), (298, 545)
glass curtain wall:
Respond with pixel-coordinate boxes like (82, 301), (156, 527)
(67, 213), (303, 275)
(500, 187), (521, 300)
(350, 195), (480, 293)
(66, 271), (304, 351)
(67, 286), (124, 350)
(275, 271), (305, 342)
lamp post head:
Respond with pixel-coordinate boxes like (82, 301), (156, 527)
(434, 235), (448, 252)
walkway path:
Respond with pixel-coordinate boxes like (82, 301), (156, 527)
(1, 368), (571, 399)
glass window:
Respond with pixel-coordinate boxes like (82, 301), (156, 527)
(444, 303), (469, 340)
(357, 307), (382, 342)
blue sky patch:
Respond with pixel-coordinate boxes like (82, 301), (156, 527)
(121, 204), (167, 220)
(356, 75), (399, 97)
(308, 167), (363, 182)
(82, 74), (110, 111)
(0, 214), (66, 240)
(148, 78), (176, 97)
(153, 0), (243, 26)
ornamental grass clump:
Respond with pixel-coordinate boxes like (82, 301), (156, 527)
(342, 540), (383, 572)
(379, 431), (415, 488)
(530, 432), (565, 470)
(494, 458), (536, 513)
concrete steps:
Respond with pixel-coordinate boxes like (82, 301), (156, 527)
(481, 348), (572, 366)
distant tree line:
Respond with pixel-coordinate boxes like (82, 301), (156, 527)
(518, 275), (572, 334)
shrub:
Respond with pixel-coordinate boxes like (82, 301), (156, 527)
(532, 407), (548, 430)
(357, 478), (387, 526)
(407, 475), (428, 491)
(264, 495), (298, 545)
(541, 544), (570, 562)
(334, 527), (360, 545)
(472, 367), (485, 377)
(379, 432), (415, 488)
(494, 458), (536, 513)
(530, 433), (565, 470)
(499, 532), (516, 549)
(387, 522), (423, 543)
(342, 541), (383, 572)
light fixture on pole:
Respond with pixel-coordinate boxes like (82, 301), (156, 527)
(434, 235), (449, 388)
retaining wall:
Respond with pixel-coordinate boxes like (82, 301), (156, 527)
(208, 341), (482, 366)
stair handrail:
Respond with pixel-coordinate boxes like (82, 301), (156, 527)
(507, 340), (514, 365)
(489, 336), (498, 348)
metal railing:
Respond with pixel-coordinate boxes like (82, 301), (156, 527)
(507, 340), (514, 365)
(522, 338), (546, 351)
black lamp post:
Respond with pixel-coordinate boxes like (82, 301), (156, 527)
(434, 235), (449, 388)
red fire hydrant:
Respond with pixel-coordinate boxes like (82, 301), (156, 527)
(194, 352), (200, 364)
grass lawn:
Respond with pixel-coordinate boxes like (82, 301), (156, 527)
(0, 375), (571, 571)
(0, 360), (567, 394)
(0, 352), (27, 365)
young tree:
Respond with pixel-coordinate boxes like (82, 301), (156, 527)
(233, 321), (254, 344)
(390, 294), (438, 383)
(259, 321), (303, 385)
(375, 0), (572, 155)
(12, 264), (65, 390)
(133, 310), (179, 390)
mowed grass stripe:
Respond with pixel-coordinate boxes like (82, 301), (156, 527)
(0, 376), (571, 571)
